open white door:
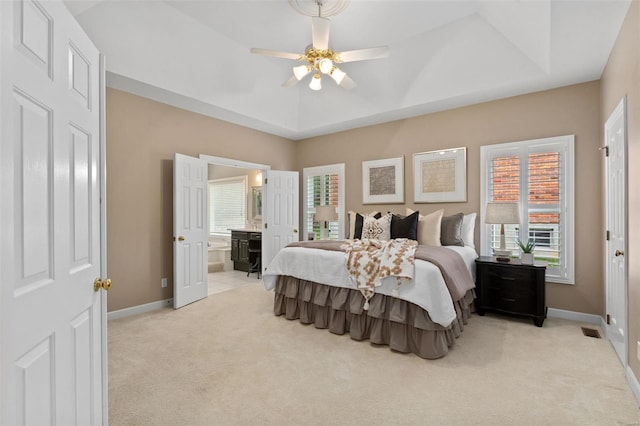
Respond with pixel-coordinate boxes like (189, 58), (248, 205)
(1, 1), (105, 424)
(262, 171), (299, 272)
(173, 153), (209, 308)
(604, 98), (627, 365)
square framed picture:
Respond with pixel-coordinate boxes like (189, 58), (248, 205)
(362, 156), (404, 204)
(413, 147), (467, 203)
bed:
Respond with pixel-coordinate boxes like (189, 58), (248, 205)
(262, 238), (478, 359)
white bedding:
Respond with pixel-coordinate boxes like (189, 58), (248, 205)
(263, 245), (477, 327)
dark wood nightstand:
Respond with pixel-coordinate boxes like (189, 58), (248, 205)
(475, 256), (547, 327)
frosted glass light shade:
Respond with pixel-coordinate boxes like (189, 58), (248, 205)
(330, 67), (346, 85)
(293, 65), (311, 80)
(318, 58), (333, 74)
(309, 74), (322, 90)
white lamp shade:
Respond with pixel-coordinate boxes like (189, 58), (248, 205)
(315, 205), (337, 222)
(330, 67), (346, 85)
(293, 65), (311, 80)
(485, 202), (520, 224)
(318, 58), (333, 74)
(309, 74), (322, 90)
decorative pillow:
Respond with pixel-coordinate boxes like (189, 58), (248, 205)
(361, 213), (391, 240)
(347, 211), (381, 239)
(461, 212), (477, 248)
(441, 213), (465, 246)
(391, 211), (419, 240)
(406, 208), (443, 246)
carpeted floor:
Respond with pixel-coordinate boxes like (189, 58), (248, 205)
(108, 283), (639, 425)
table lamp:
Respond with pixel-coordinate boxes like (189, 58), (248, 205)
(315, 205), (337, 240)
(485, 202), (520, 262)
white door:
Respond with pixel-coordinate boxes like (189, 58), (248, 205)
(604, 98), (627, 365)
(262, 171), (299, 272)
(173, 153), (208, 308)
(0, 1), (105, 424)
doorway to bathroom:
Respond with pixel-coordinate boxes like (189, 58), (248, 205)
(205, 159), (266, 295)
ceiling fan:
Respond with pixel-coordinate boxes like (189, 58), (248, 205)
(250, 0), (389, 91)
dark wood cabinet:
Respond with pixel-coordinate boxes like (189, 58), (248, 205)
(475, 257), (547, 327)
(231, 231), (261, 276)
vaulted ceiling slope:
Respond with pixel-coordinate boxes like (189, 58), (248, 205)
(65, 0), (631, 140)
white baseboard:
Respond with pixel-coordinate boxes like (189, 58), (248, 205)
(626, 366), (640, 407)
(107, 298), (173, 320)
(546, 307), (602, 325)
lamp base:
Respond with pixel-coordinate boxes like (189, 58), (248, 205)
(494, 250), (512, 262)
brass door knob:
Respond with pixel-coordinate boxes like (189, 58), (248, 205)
(94, 278), (112, 292)
(178, 236), (185, 241)
(615, 249), (624, 257)
(293, 229), (298, 233)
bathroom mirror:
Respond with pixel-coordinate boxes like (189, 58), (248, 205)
(252, 186), (262, 220)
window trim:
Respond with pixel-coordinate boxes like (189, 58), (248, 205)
(480, 135), (575, 284)
(302, 163), (345, 240)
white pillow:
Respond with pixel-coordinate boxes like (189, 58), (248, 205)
(461, 212), (477, 249)
(406, 208), (444, 246)
(361, 213), (391, 240)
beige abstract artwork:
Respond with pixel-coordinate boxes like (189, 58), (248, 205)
(421, 159), (456, 193)
(369, 165), (396, 195)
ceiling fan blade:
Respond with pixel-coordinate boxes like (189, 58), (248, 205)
(282, 75), (300, 88)
(250, 48), (301, 61)
(312, 17), (330, 51)
(337, 46), (390, 63)
(339, 74), (356, 90)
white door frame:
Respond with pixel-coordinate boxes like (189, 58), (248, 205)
(99, 53), (109, 426)
(604, 97), (628, 366)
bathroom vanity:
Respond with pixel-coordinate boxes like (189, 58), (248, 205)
(230, 229), (262, 275)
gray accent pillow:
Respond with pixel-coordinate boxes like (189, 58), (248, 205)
(440, 213), (464, 246)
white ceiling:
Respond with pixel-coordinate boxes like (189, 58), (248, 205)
(64, 0), (631, 140)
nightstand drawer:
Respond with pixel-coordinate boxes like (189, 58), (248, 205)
(484, 286), (536, 314)
(485, 267), (535, 288)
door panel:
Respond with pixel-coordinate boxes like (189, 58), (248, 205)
(605, 98), (627, 365)
(262, 171), (299, 273)
(173, 153), (208, 308)
(1, 1), (104, 424)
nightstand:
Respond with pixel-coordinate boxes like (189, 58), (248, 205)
(475, 256), (547, 327)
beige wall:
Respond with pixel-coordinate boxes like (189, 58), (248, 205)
(601, 0), (640, 379)
(106, 89), (295, 311)
(296, 81), (603, 315)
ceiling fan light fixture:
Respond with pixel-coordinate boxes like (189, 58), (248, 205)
(293, 64), (311, 80)
(330, 67), (345, 85)
(309, 73), (322, 90)
(318, 57), (333, 74)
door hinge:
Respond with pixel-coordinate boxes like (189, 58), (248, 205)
(606, 230), (610, 241)
(264, 178), (268, 184)
(599, 145), (609, 156)
(606, 314), (611, 325)
(264, 223), (268, 229)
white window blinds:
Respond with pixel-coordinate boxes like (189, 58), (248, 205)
(209, 176), (247, 235)
(303, 164), (345, 240)
(481, 135), (575, 283)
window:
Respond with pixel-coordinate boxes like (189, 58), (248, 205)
(480, 135), (575, 283)
(303, 164), (345, 240)
(209, 176), (248, 235)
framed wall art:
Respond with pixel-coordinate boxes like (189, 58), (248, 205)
(362, 156), (404, 204)
(413, 147), (467, 203)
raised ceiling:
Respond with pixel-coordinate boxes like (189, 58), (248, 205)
(64, 0), (631, 140)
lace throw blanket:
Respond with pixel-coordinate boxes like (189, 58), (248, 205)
(341, 239), (418, 310)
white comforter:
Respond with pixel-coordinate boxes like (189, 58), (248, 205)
(262, 245), (477, 327)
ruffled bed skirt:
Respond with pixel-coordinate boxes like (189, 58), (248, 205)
(273, 276), (476, 359)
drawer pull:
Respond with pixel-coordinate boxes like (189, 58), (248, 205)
(498, 276), (516, 281)
(502, 297), (516, 302)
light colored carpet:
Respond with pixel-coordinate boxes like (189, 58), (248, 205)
(108, 284), (639, 425)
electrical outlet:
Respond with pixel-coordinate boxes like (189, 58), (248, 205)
(161, 277), (168, 288)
